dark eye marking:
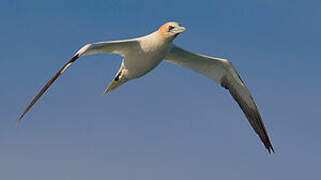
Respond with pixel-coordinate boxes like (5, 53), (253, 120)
(168, 25), (175, 32)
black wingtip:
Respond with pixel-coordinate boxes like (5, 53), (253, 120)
(17, 110), (27, 125)
(268, 145), (275, 154)
(264, 139), (275, 154)
(17, 53), (80, 123)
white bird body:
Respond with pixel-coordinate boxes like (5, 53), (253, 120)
(18, 22), (274, 153)
(123, 32), (172, 79)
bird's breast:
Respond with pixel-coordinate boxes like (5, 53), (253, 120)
(123, 42), (170, 79)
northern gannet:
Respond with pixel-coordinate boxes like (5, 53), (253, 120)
(18, 22), (274, 153)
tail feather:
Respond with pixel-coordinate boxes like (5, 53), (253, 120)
(103, 80), (123, 94)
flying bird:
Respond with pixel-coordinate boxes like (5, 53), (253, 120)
(18, 22), (274, 153)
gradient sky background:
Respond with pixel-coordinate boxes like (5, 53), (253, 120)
(1, 0), (321, 179)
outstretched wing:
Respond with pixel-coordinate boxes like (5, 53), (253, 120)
(18, 39), (138, 122)
(165, 45), (274, 153)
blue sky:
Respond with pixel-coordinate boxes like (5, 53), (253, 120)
(1, 0), (321, 179)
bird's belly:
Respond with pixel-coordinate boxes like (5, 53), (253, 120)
(124, 52), (166, 79)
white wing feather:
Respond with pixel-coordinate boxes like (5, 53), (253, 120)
(18, 39), (138, 121)
(165, 45), (274, 153)
(76, 39), (138, 56)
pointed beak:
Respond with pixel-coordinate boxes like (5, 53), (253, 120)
(173, 26), (186, 33)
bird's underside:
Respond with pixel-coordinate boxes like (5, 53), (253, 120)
(18, 22), (274, 153)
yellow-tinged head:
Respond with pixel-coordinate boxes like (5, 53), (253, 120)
(157, 22), (186, 39)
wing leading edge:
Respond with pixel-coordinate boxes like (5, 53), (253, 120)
(165, 45), (274, 153)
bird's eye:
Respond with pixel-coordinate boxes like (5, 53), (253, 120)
(168, 25), (175, 32)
